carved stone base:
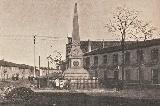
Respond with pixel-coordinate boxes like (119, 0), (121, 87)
(63, 68), (90, 79)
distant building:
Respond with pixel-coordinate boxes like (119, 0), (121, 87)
(39, 67), (62, 77)
(0, 60), (34, 80)
(83, 38), (160, 85)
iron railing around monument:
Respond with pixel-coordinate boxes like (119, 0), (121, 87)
(34, 77), (102, 90)
(69, 78), (101, 90)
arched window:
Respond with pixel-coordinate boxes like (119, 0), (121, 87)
(94, 56), (98, 66)
(103, 55), (108, 64)
(124, 51), (130, 64)
(137, 49), (144, 63)
(113, 54), (118, 65)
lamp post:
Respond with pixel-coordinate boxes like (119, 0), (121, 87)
(48, 60), (50, 75)
(33, 35), (36, 78)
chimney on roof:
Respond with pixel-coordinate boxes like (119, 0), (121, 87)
(88, 39), (91, 52)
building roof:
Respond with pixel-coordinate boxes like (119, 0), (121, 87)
(84, 38), (160, 56)
(40, 67), (58, 70)
(81, 40), (135, 53)
(66, 39), (124, 57)
(0, 60), (34, 69)
(66, 38), (135, 58)
(80, 41), (122, 53)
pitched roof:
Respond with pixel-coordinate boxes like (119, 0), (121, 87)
(0, 60), (34, 69)
(80, 40), (122, 53)
(84, 38), (160, 56)
(40, 67), (57, 70)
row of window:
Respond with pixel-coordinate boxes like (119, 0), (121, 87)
(105, 69), (159, 84)
(85, 48), (159, 67)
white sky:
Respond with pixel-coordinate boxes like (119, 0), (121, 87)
(0, 0), (159, 67)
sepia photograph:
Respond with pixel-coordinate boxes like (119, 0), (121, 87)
(0, 0), (160, 105)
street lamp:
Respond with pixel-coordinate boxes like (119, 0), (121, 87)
(33, 35), (36, 78)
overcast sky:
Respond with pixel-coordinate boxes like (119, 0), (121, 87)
(0, 0), (159, 67)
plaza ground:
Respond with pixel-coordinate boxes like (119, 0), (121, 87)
(32, 87), (160, 100)
(0, 80), (160, 106)
(1, 80), (160, 100)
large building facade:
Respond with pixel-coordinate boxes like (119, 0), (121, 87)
(83, 39), (160, 84)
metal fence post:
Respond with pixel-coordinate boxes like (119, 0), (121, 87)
(83, 78), (85, 89)
(76, 79), (78, 89)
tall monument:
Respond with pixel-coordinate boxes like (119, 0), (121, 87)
(64, 3), (89, 79)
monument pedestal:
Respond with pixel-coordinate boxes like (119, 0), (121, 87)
(64, 68), (89, 79)
(64, 56), (89, 79)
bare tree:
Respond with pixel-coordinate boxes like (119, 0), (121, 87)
(47, 50), (62, 63)
(135, 20), (156, 41)
(47, 50), (66, 71)
(105, 6), (157, 88)
(106, 6), (156, 41)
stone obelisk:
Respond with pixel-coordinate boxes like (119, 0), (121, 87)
(64, 3), (89, 79)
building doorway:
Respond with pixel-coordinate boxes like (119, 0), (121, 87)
(152, 69), (158, 84)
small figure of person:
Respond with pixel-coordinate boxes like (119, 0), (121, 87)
(55, 78), (60, 89)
